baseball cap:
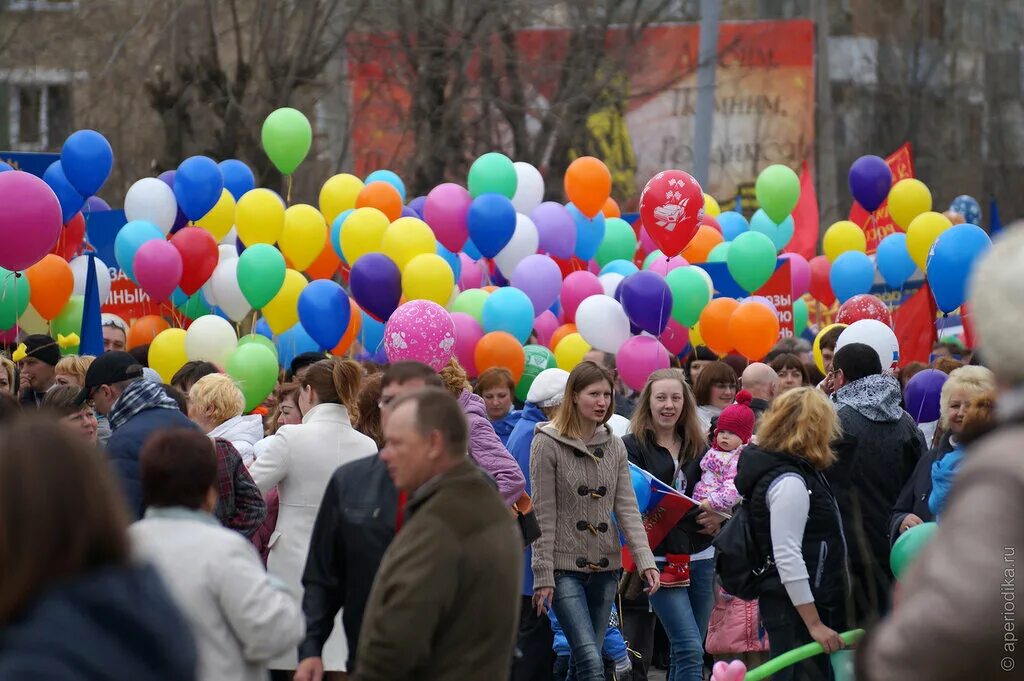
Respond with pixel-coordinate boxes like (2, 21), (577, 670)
(77, 351), (144, 404)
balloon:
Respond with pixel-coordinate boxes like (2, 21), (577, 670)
(210, 259), (252, 322)
(403, 253), (455, 306)
(0, 268), (30, 330)
(42, 161), (85, 224)
(554, 332), (591, 371)
(576, 295), (631, 354)
(793, 297), (808, 336)
(649, 254), (688, 277)
(384, 300), (457, 371)
(681, 225), (723, 263)
(184, 314), (238, 366)
(482, 287), (534, 343)
(617, 336), (671, 392)
(21, 254), (72, 322)
(511, 162), (544, 213)
(364, 169), (406, 201)
(660, 319), (690, 355)
(707, 243), (730, 262)
(701, 215), (722, 236)
(890, 522), (938, 579)
(949, 195), (982, 225)
(381, 217), (436, 271)
(837, 294), (892, 327)
(532, 310), (559, 348)
(149, 328), (188, 382)
(619, 270), (672, 335)
(727, 231), (777, 293)
(594, 217), (638, 267)
(114, 220), (163, 284)
(238, 332), (278, 356)
(779, 252), (810, 299)
(812, 323), (847, 374)
(356, 181), (403, 222)
(468, 152), (517, 199)
(560, 271), (603, 323)
(350, 253), (402, 322)
(304, 240), (341, 280)
(848, 155), (893, 212)
(755, 164), (800, 223)
(836, 319), (900, 371)
(516, 344), (557, 402)
(298, 279), (350, 349)
(70, 255), (112, 303)
(319, 173), (364, 223)
(699, 297), (739, 356)
(191, 188), (235, 242)
(236, 188), (285, 246)
(456, 253), (485, 291)
(451, 312), (484, 377)
(133, 239), (182, 303)
(278, 204), (327, 271)
(452, 288), (489, 324)
(875, 233), (917, 289)
(829, 251), (875, 304)
(749, 209), (794, 251)
(423, 183), (472, 253)
(493, 213), (540, 277)
(729, 301), (781, 361)
(904, 369), (947, 423)
(330, 297), (363, 357)
(511, 254), (562, 316)
(549, 323), (578, 352)
(887, 178), (931, 230)
(927, 224), (992, 313)
(666, 266), (712, 327)
(262, 107), (312, 175)
(823, 220), (867, 263)
(599, 198), (620, 219)
(339, 206), (389, 265)
(277, 323), (320, 369)
(569, 203), (606, 261)
(475, 331), (526, 381)
(906, 211), (953, 273)
(601, 260), (639, 278)
(124, 177), (178, 235)
(744, 296), (778, 315)
(125, 315), (170, 350)
(170, 227), (218, 296)
(217, 159), (255, 201)
(809, 255), (835, 306)
(61, 130), (113, 197)
(236, 244), (286, 309)
(226, 343), (279, 412)
(564, 156), (611, 218)
(639, 169), (704, 257)
(174, 156), (224, 221)
(329, 209), (353, 261)
(468, 193), (517, 258)
(528, 201), (574, 259)
(701, 193), (720, 218)
(262, 269), (307, 334)
(717, 211), (748, 242)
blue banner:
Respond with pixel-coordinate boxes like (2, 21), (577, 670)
(84, 209), (127, 272)
(0, 151), (60, 178)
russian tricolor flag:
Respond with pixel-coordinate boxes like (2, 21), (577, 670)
(622, 462), (698, 570)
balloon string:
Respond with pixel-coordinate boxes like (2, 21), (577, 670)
(286, 176), (293, 205)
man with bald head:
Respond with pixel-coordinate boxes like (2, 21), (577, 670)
(740, 362), (779, 421)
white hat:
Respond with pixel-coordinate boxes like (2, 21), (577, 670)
(527, 368), (570, 408)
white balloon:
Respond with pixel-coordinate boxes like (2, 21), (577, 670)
(220, 226), (238, 246)
(210, 259), (252, 323)
(69, 255), (112, 303)
(218, 244), (239, 262)
(599, 273), (625, 298)
(494, 213), (540, 277)
(18, 303), (49, 335)
(185, 314), (238, 367)
(576, 295), (631, 353)
(511, 162), (545, 214)
(124, 178), (178, 235)
(835, 319), (900, 371)
(693, 265), (714, 299)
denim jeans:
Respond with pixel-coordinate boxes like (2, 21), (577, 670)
(552, 570), (619, 681)
(648, 558), (715, 681)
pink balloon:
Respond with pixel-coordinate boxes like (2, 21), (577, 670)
(384, 300), (456, 371)
(744, 295), (779, 315)
(423, 183), (472, 253)
(451, 312), (484, 377)
(133, 239), (182, 303)
(660, 319), (690, 355)
(533, 310), (559, 347)
(0, 171), (63, 271)
(458, 253), (486, 290)
(780, 252), (810, 299)
(639, 223), (657, 254)
(587, 259), (601, 275)
(0, 328), (18, 345)
(616, 335), (671, 392)
(560, 271), (603, 323)
(648, 255), (689, 277)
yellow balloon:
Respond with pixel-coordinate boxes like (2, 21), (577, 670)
(554, 332), (591, 371)
(906, 211), (953, 273)
(887, 179), (931, 230)
(813, 323), (847, 375)
(150, 328), (188, 382)
(340, 207), (390, 265)
(703, 193), (721, 218)
(689, 322), (703, 349)
(280, 204), (327, 271)
(262, 269), (307, 335)
(319, 173), (365, 223)
(823, 221), (867, 262)
(18, 303), (49, 335)
(402, 253), (455, 306)
(196, 188), (236, 241)
(381, 217), (437, 271)
(236, 188), (285, 246)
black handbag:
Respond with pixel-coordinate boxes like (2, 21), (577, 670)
(513, 492), (542, 545)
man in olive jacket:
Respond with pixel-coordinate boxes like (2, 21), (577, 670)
(354, 388), (523, 681)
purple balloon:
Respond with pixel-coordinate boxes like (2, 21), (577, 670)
(511, 254), (563, 316)
(400, 205), (418, 218)
(349, 253), (402, 323)
(531, 202), (576, 259)
(407, 195), (427, 217)
(619, 270), (673, 335)
(903, 369), (948, 424)
(157, 169), (189, 233)
(84, 196), (111, 213)
(848, 155), (893, 212)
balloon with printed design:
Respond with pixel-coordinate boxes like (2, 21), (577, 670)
(639, 169), (705, 257)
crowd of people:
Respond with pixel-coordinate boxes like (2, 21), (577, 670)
(1, 230), (1023, 681)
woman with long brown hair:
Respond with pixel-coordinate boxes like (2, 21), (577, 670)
(693, 361), (738, 431)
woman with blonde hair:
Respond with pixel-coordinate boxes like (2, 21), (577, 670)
(734, 388), (848, 681)
(0, 355), (15, 395)
(189, 373), (265, 467)
(55, 355), (95, 388)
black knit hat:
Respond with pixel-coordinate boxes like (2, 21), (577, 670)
(19, 334), (60, 367)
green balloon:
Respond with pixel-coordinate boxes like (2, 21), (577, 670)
(239, 333), (278, 357)
(793, 296), (808, 336)
(227, 343), (280, 412)
(0, 268), (30, 331)
(727, 231), (777, 293)
(452, 289), (489, 325)
(516, 344), (557, 403)
(665, 267), (711, 328)
(178, 291), (211, 320)
(642, 250), (664, 270)
(890, 521), (938, 579)
(467, 152), (517, 199)
(261, 107), (312, 175)
(595, 218), (639, 268)
(755, 164), (800, 224)
(52, 295), (84, 354)
(707, 242), (731, 263)
(237, 244), (286, 309)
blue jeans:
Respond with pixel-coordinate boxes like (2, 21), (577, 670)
(649, 558), (715, 681)
(551, 570), (618, 681)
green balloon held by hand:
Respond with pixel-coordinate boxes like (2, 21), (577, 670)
(227, 343), (280, 412)
(237, 244), (286, 310)
(891, 521), (938, 579)
(262, 107), (312, 175)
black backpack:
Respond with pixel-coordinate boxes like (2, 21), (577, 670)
(712, 501), (776, 601)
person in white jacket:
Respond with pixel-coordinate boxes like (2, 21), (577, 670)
(130, 427), (304, 681)
(249, 357), (377, 675)
(189, 373), (267, 466)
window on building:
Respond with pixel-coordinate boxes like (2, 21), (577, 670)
(7, 0), (79, 11)
(5, 82), (73, 151)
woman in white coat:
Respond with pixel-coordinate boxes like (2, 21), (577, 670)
(248, 357), (377, 675)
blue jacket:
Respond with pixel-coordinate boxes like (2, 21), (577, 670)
(549, 603), (629, 664)
(107, 406), (197, 519)
(507, 403), (545, 595)
(492, 409), (523, 447)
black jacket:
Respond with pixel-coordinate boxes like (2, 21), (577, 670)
(299, 454), (398, 671)
(888, 433), (955, 544)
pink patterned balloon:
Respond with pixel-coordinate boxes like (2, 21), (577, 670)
(616, 335), (671, 392)
(451, 312), (484, 377)
(384, 300), (456, 371)
(660, 319), (690, 355)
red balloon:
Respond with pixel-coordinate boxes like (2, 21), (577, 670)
(809, 255), (835, 307)
(837, 294), (892, 328)
(701, 214), (722, 234)
(170, 227), (219, 295)
(50, 212), (86, 261)
(639, 170), (705, 257)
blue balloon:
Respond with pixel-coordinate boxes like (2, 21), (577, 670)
(749, 209), (794, 252)
(254, 318), (273, 339)
(298, 280), (351, 349)
(218, 159), (256, 201)
(927, 224), (992, 313)
(0, 161), (11, 172)
(436, 243), (462, 282)
(358, 310), (386, 353)
(330, 209), (354, 262)
(718, 211), (749, 242)
(467, 193), (516, 258)
(629, 465), (652, 511)
(482, 287), (534, 343)
(42, 161), (85, 223)
(170, 288), (189, 307)
(174, 155), (224, 221)
(876, 233), (917, 289)
(114, 220), (163, 283)
(949, 195), (981, 226)
(365, 169), (406, 201)
(568, 203), (606, 261)
(276, 324), (319, 369)
(829, 251), (876, 303)
(60, 130), (113, 197)
(600, 259), (639, 277)
(463, 239), (483, 261)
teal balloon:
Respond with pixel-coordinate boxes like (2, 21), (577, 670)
(830, 251), (875, 303)
(0, 268), (30, 330)
(239, 333), (278, 357)
(330, 209), (354, 262)
(595, 217), (638, 267)
(468, 152), (517, 199)
(750, 209), (794, 252)
(666, 266), (712, 327)
(642, 250), (664, 270)
(516, 344), (557, 402)
(707, 242), (730, 262)
(727, 231), (777, 293)
(237, 244), (286, 309)
(482, 287), (534, 343)
(115, 220), (163, 283)
(227, 343), (280, 412)
(178, 291), (211, 320)
(793, 296), (808, 336)
(601, 259), (640, 277)
(891, 521), (938, 579)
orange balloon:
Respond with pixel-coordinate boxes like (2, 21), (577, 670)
(698, 298), (739, 356)
(356, 181), (403, 222)
(127, 315), (171, 350)
(482, 285), (499, 293)
(549, 323), (578, 352)
(331, 298), (363, 356)
(25, 254), (74, 321)
(475, 331), (526, 382)
(681, 225), (724, 263)
(602, 197), (621, 218)
(564, 156), (611, 218)
(728, 301), (780, 361)
(306, 241), (341, 280)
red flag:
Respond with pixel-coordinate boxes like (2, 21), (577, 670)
(893, 284), (937, 366)
(785, 161), (819, 260)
